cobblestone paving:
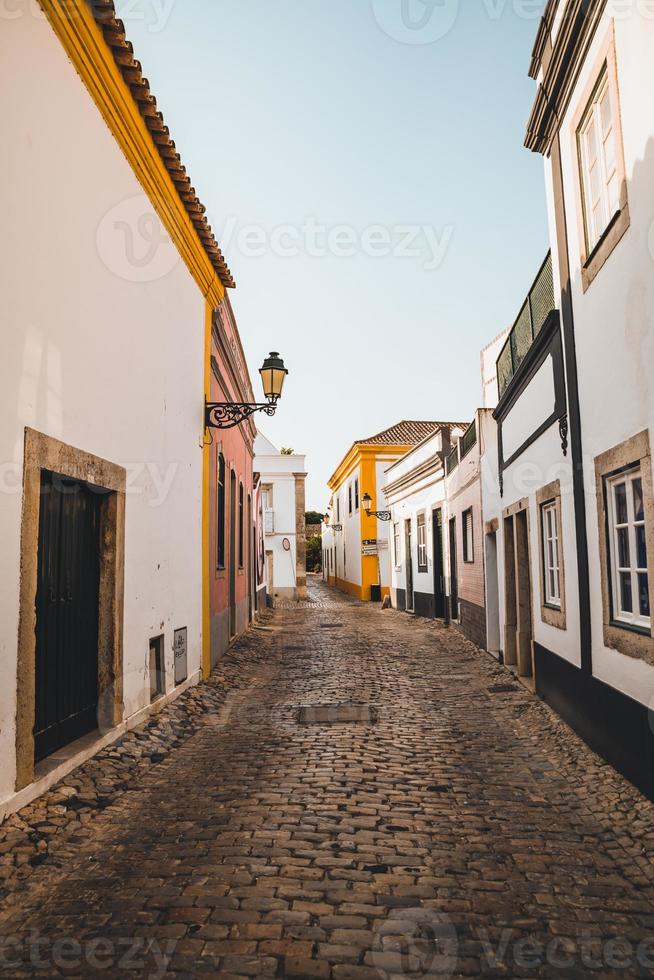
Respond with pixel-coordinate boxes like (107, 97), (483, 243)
(2, 578), (654, 978)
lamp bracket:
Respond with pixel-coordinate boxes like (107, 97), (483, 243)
(367, 511), (392, 522)
(205, 398), (278, 430)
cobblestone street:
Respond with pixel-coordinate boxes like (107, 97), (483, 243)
(3, 578), (654, 978)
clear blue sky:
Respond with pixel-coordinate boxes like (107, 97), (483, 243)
(123, 0), (549, 509)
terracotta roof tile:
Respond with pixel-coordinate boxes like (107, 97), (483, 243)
(356, 421), (465, 446)
(89, 0), (235, 289)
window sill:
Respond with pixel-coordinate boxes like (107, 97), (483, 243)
(609, 619), (651, 639)
(541, 602), (567, 631)
(581, 203), (630, 292)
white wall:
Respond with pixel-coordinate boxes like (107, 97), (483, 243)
(0, 13), (206, 801)
(254, 436), (306, 595)
(341, 465), (362, 587)
(385, 433), (449, 600)
(553, 11), (654, 703)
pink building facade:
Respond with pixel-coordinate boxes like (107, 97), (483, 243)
(208, 298), (257, 667)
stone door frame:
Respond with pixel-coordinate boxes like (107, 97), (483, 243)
(15, 429), (126, 790)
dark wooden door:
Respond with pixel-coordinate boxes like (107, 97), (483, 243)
(34, 472), (102, 761)
(432, 508), (445, 618)
(449, 516), (458, 619)
(229, 470), (237, 637)
(405, 519), (414, 612)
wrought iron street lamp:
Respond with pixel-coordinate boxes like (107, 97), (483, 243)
(362, 493), (391, 522)
(324, 512), (342, 533)
(205, 352), (288, 429)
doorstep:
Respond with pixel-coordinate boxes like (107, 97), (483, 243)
(0, 670), (201, 822)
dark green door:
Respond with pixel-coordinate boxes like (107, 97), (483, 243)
(34, 472), (102, 761)
(433, 508), (445, 618)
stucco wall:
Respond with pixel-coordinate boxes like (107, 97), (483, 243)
(0, 13), (205, 801)
(552, 10), (654, 705)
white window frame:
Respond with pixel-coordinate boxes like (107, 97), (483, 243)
(541, 501), (562, 608)
(417, 513), (427, 570)
(606, 466), (650, 631)
(578, 67), (619, 254)
(393, 522), (401, 568)
(462, 508), (474, 563)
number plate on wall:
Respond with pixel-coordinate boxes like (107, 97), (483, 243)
(174, 627), (188, 684)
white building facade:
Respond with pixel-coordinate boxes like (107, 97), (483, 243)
(384, 426), (463, 618)
(521, 1), (654, 795)
(254, 434), (307, 602)
(0, 4), (232, 814)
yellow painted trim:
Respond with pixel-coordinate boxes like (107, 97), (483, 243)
(328, 444), (415, 492)
(202, 301), (212, 678)
(334, 579), (364, 600)
(38, 0), (225, 308)
(359, 453), (380, 600)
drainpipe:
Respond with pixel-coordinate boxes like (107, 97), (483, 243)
(551, 133), (592, 675)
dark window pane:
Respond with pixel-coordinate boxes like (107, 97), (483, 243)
(615, 482), (628, 525)
(636, 525), (648, 570)
(638, 574), (650, 618)
(633, 478), (644, 522)
(620, 572), (633, 614)
(617, 527), (630, 568)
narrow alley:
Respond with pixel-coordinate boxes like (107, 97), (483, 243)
(2, 579), (654, 978)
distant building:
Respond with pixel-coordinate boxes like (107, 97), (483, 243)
(383, 424), (464, 617)
(445, 411), (497, 650)
(254, 435), (307, 602)
(324, 422), (445, 601)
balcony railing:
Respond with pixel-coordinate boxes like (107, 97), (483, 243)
(446, 445), (459, 474)
(497, 252), (555, 398)
(460, 419), (477, 461)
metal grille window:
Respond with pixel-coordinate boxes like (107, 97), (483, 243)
(462, 508), (474, 563)
(606, 468), (650, 630)
(355, 478), (359, 511)
(578, 68), (619, 254)
(394, 522), (401, 567)
(541, 501), (561, 607)
(417, 514), (427, 571)
(217, 454), (226, 568)
(348, 484), (353, 515)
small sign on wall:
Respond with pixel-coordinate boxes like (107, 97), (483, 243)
(174, 627), (188, 685)
(362, 540), (378, 556)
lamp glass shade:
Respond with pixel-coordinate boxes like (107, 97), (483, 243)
(324, 513), (330, 525)
(259, 352), (288, 401)
(362, 493), (372, 514)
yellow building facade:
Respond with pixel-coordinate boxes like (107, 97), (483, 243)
(324, 422), (441, 601)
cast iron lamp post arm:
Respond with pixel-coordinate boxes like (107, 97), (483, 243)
(205, 397), (279, 430)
